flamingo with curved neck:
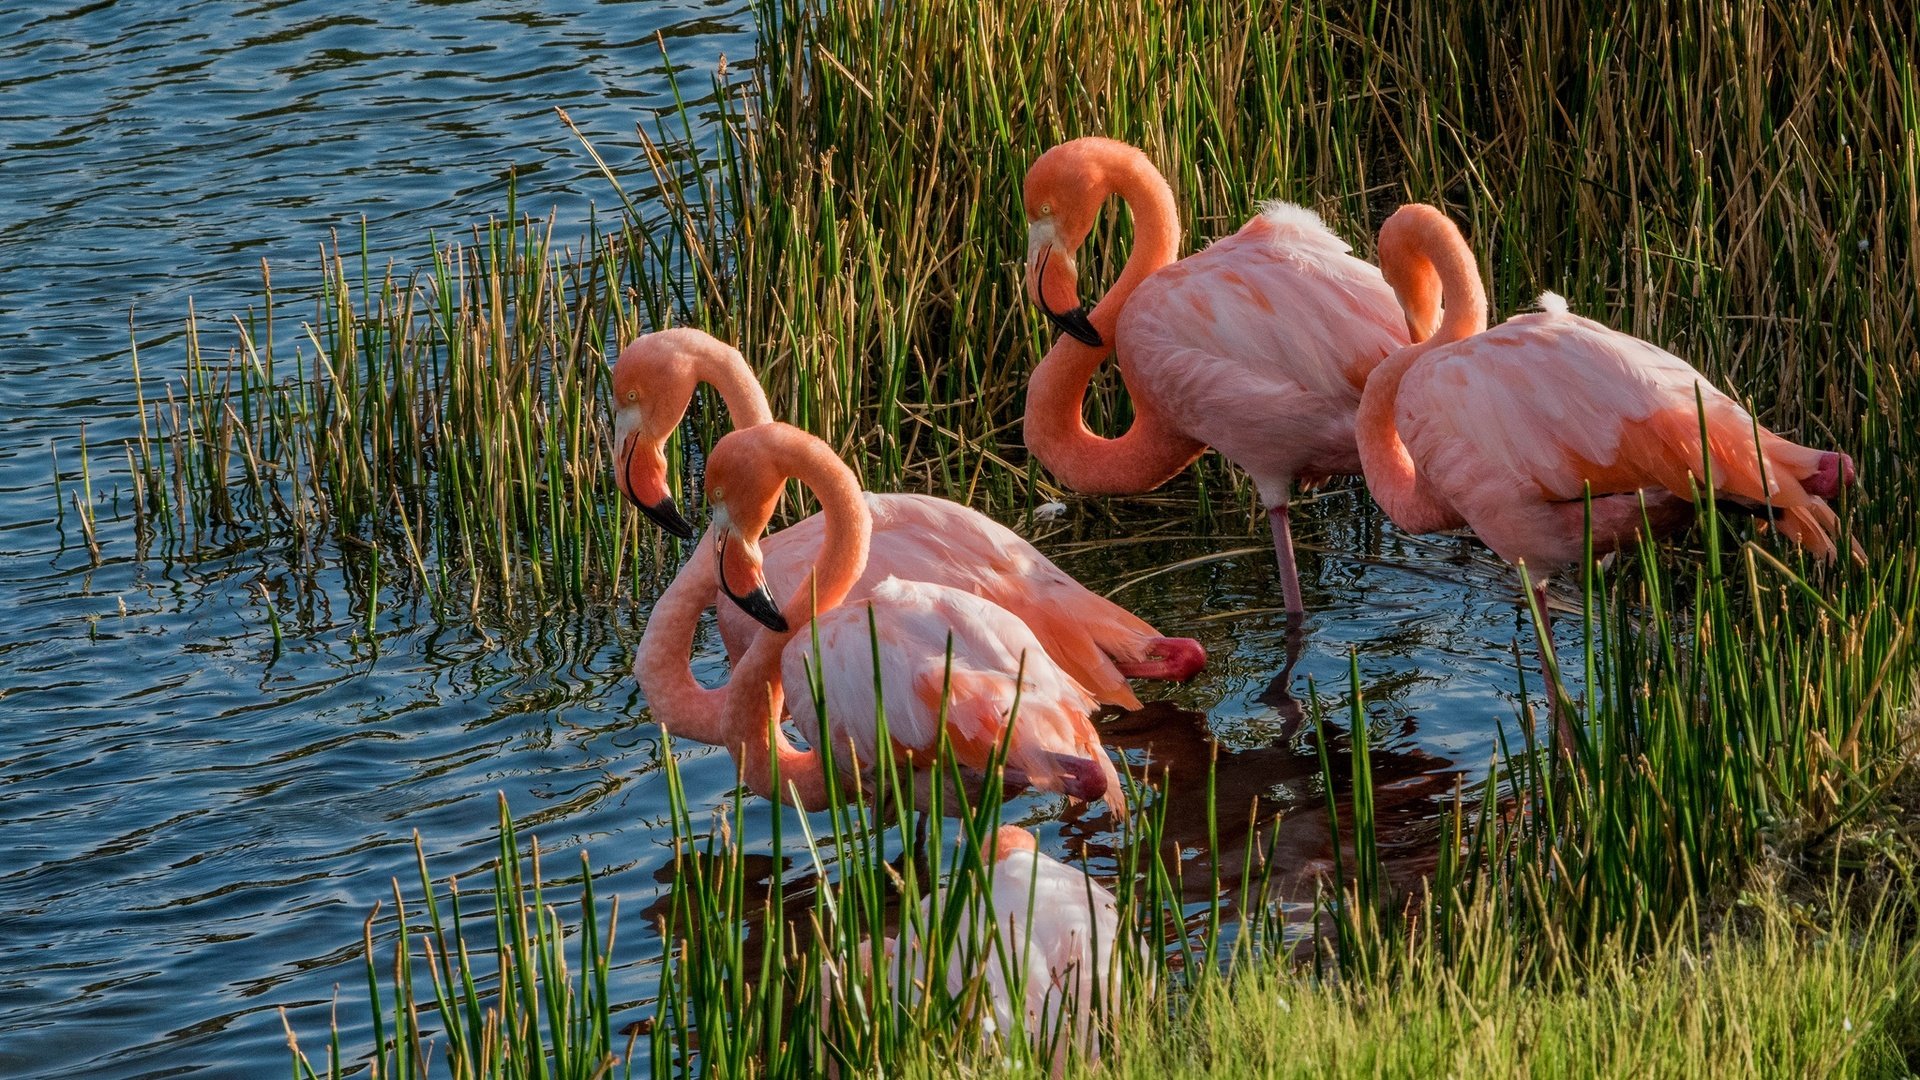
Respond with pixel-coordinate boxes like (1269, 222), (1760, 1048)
(704, 423), (1126, 815)
(1353, 204), (1484, 536)
(1357, 203), (1856, 732)
(611, 328), (771, 537)
(1022, 137), (1412, 617)
(620, 329), (1206, 726)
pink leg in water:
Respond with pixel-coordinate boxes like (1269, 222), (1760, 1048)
(1268, 504), (1305, 619)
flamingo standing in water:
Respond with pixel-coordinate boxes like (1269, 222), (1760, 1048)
(615, 329), (1205, 721)
(1357, 204), (1855, 709)
(823, 826), (1134, 1074)
(697, 421), (1127, 814)
(1021, 137), (1410, 617)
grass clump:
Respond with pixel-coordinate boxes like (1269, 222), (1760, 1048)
(284, 797), (620, 1080)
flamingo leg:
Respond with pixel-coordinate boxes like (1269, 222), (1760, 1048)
(1268, 504), (1306, 618)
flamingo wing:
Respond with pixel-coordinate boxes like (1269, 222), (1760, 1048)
(1401, 308), (1844, 556)
(778, 577), (1121, 810)
(1116, 207), (1409, 495)
(729, 493), (1174, 708)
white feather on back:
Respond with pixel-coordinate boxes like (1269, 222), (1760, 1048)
(1256, 199), (1348, 249)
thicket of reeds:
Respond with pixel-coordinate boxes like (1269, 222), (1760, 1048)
(75, 0), (1916, 1073)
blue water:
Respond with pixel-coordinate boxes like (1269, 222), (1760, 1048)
(0, 4), (1555, 1077)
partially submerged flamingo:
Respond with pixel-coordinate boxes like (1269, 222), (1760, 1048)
(1357, 203), (1855, 711)
(1021, 137), (1410, 616)
(822, 825), (1135, 1074)
(698, 422), (1128, 814)
(615, 329), (1205, 713)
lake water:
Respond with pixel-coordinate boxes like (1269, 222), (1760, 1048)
(0, 3), (1558, 1076)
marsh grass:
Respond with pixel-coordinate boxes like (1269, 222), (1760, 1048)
(283, 798), (621, 1080)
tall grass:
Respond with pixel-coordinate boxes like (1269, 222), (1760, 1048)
(284, 798), (621, 1080)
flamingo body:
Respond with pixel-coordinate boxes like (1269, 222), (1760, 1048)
(719, 493), (1198, 710)
(1117, 204), (1410, 504)
(1388, 295), (1849, 574)
(824, 826), (1133, 1073)
(781, 577), (1120, 809)
(705, 423), (1128, 815)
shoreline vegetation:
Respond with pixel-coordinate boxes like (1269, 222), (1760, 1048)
(56, 0), (1920, 1075)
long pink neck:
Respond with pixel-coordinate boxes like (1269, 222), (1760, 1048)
(694, 340), (774, 429)
(634, 533), (742, 746)
(1357, 206), (1488, 534)
(1024, 146), (1206, 494)
(726, 432), (872, 810)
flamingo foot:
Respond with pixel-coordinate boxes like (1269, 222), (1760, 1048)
(1114, 637), (1207, 681)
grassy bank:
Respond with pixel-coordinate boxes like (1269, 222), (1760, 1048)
(1092, 880), (1920, 1079)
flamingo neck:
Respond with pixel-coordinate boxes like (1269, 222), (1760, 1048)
(726, 430), (873, 811)
(694, 341), (774, 429)
(1359, 205), (1489, 534)
(1379, 204), (1489, 346)
(1355, 343), (1462, 534)
(632, 533), (731, 745)
(729, 632), (834, 810)
(1024, 148), (1205, 494)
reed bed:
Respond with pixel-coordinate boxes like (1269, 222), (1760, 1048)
(77, 0), (1916, 597)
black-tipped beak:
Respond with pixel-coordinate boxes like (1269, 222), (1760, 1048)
(1045, 304), (1103, 347)
(715, 530), (788, 632)
(727, 583), (789, 633)
(637, 495), (697, 539)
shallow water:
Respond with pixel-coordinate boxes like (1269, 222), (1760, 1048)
(0, 4), (1564, 1076)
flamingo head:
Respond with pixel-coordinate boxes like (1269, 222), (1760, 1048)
(610, 331), (713, 538)
(1023, 144), (1107, 347)
(1377, 205), (1459, 343)
(705, 429), (788, 633)
(990, 825), (1038, 863)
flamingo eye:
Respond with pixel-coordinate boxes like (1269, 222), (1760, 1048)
(626, 390), (638, 402)
(1040, 201), (1052, 216)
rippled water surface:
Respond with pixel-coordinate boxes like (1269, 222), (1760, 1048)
(0, 4), (1564, 1077)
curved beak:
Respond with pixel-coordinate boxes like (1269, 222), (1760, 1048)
(614, 407), (696, 539)
(637, 494), (697, 539)
(715, 522), (787, 633)
(1026, 221), (1103, 348)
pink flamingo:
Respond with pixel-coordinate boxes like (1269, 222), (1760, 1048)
(823, 825), (1134, 1074)
(698, 422), (1128, 815)
(1358, 204), (1855, 697)
(616, 329), (1204, 717)
(1021, 137), (1411, 617)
